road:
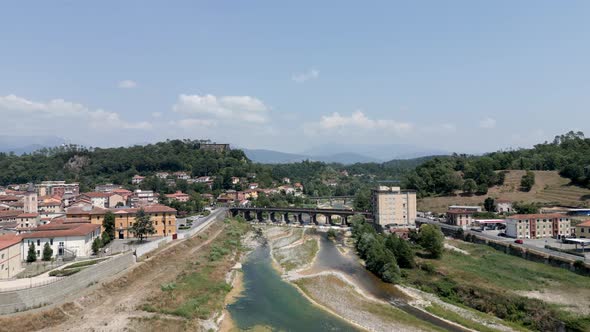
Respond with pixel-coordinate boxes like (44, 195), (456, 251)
(416, 217), (588, 263)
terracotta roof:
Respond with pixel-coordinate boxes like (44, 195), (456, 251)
(112, 189), (132, 194)
(577, 220), (590, 227)
(508, 214), (567, 220)
(0, 195), (21, 202)
(21, 223), (100, 239)
(0, 234), (21, 250)
(17, 213), (39, 218)
(80, 192), (111, 198)
(66, 206), (108, 215)
(0, 210), (22, 218)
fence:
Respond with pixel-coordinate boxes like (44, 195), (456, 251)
(0, 252), (135, 314)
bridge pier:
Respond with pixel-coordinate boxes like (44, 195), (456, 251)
(325, 214), (332, 225)
(311, 213), (318, 225)
(283, 213), (290, 224)
(297, 213), (304, 224)
(256, 211), (264, 222)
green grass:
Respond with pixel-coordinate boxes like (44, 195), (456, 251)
(143, 218), (250, 320)
(49, 267), (83, 277)
(403, 240), (590, 331)
(441, 240), (589, 292)
(425, 304), (509, 332)
(63, 258), (108, 269)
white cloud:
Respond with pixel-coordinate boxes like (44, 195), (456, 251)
(480, 117), (497, 129)
(172, 94), (270, 124)
(118, 80), (138, 89)
(292, 68), (319, 83)
(304, 110), (412, 136)
(0, 94), (152, 140)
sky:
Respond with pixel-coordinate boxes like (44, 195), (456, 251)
(1, 1), (590, 154)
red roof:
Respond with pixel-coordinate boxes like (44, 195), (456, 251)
(508, 214), (567, 220)
(0, 195), (21, 202)
(0, 234), (21, 250)
(0, 210), (22, 218)
(17, 213), (39, 218)
(21, 223), (100, 239)
(577, 220), (590, 227)
(80, 192), (111, 198)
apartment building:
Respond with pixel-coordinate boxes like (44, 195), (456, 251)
(506, 214), (570, 239)
(66, 204), (176, 239)
(36, 181), (79, 197)
(372, 186), (417, 227)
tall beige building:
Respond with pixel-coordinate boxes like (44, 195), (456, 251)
(372, 186), (417, 227)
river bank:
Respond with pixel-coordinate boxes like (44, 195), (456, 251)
(223, 225), (535, 332)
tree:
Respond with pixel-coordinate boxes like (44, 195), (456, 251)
(514, 202), (540, 214)
(462, 179), (477, 196)
(520, 171), (536, 192)
(130, 208), (156, 242)
(92, 237), (102, 255)
(103, 211), (116, 241)
(385, 234), (415, 268)
(419, 224), (444, 259)
(484, 197), (496, 212)
(353, 188), (372, 211)
(42, 242), (53, 261)
(26, 243), (37, 263)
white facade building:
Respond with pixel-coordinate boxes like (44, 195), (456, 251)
(20, 223), (101, 260)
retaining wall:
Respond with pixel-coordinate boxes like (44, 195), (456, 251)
(0, 252), (135, 314)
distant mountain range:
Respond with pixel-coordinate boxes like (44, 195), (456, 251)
(0, 135), (66, 154)
(243, 144), (448, 164)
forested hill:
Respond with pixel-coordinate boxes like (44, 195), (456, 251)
(0, 140), (253, 189)
(0, 140), (422, 194)
(404, 131), (590, 197)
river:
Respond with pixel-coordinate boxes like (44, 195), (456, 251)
(228, 231), (468, 332)
(227, 243), (361, 331)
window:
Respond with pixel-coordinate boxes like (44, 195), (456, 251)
(50, 238), (53, 245)
(37, 239), (40, 246)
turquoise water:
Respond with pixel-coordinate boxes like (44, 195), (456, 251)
(227, 244), (360, 331)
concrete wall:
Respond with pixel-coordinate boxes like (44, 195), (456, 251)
(0, 252), (135, 314)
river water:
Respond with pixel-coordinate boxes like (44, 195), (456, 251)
(227, 244), (361, 331)
(228, 231), (467, 332)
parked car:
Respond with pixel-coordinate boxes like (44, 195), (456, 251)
(514, 239), (524, 244)
(498, 232), (507, 237)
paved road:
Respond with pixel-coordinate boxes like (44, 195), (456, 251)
(416, 217), (589, 263)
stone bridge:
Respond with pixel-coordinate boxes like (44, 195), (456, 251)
(229, 207), (372, 226)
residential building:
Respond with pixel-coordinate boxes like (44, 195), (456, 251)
(78, 192), (111, 208)
(495, 199), (513, 213)
(16, 213), (40, 231)
(199, 143), (230, 152)
(38, 199), (63, 213)
(446, 209), (476, 228)
(174, 171), (191, 180)
(231, 177), (240, 185)
(249, 183), (259, 190)
(0, 234), (23, 279)
(132, 175), (145, 184)
(66, 204), (176, 239)
(36, 181), (79, 197)
(0, 210), (22, 224)
(448, 205), (482, 212)
(95, 184), (123, 193)
(20, 223), (101, 260)
(573, 220), (590, 238)
(108, 193), (126, 208)
(165, 191), (190, 202)
(156, 172), (169, 179)
(506, 214), (571, 239)
(129, 190), (158, 207)
(372, 186), (417, 227)
(282, 177), (291, 184)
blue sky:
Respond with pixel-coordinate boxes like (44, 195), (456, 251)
(1, 1), (590, 153)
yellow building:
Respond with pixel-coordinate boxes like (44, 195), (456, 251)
(573, 220), (590, 238)
(66, 204), (177, 239)
(372, 186), (417, 227)
(0, 234), (23, 279)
